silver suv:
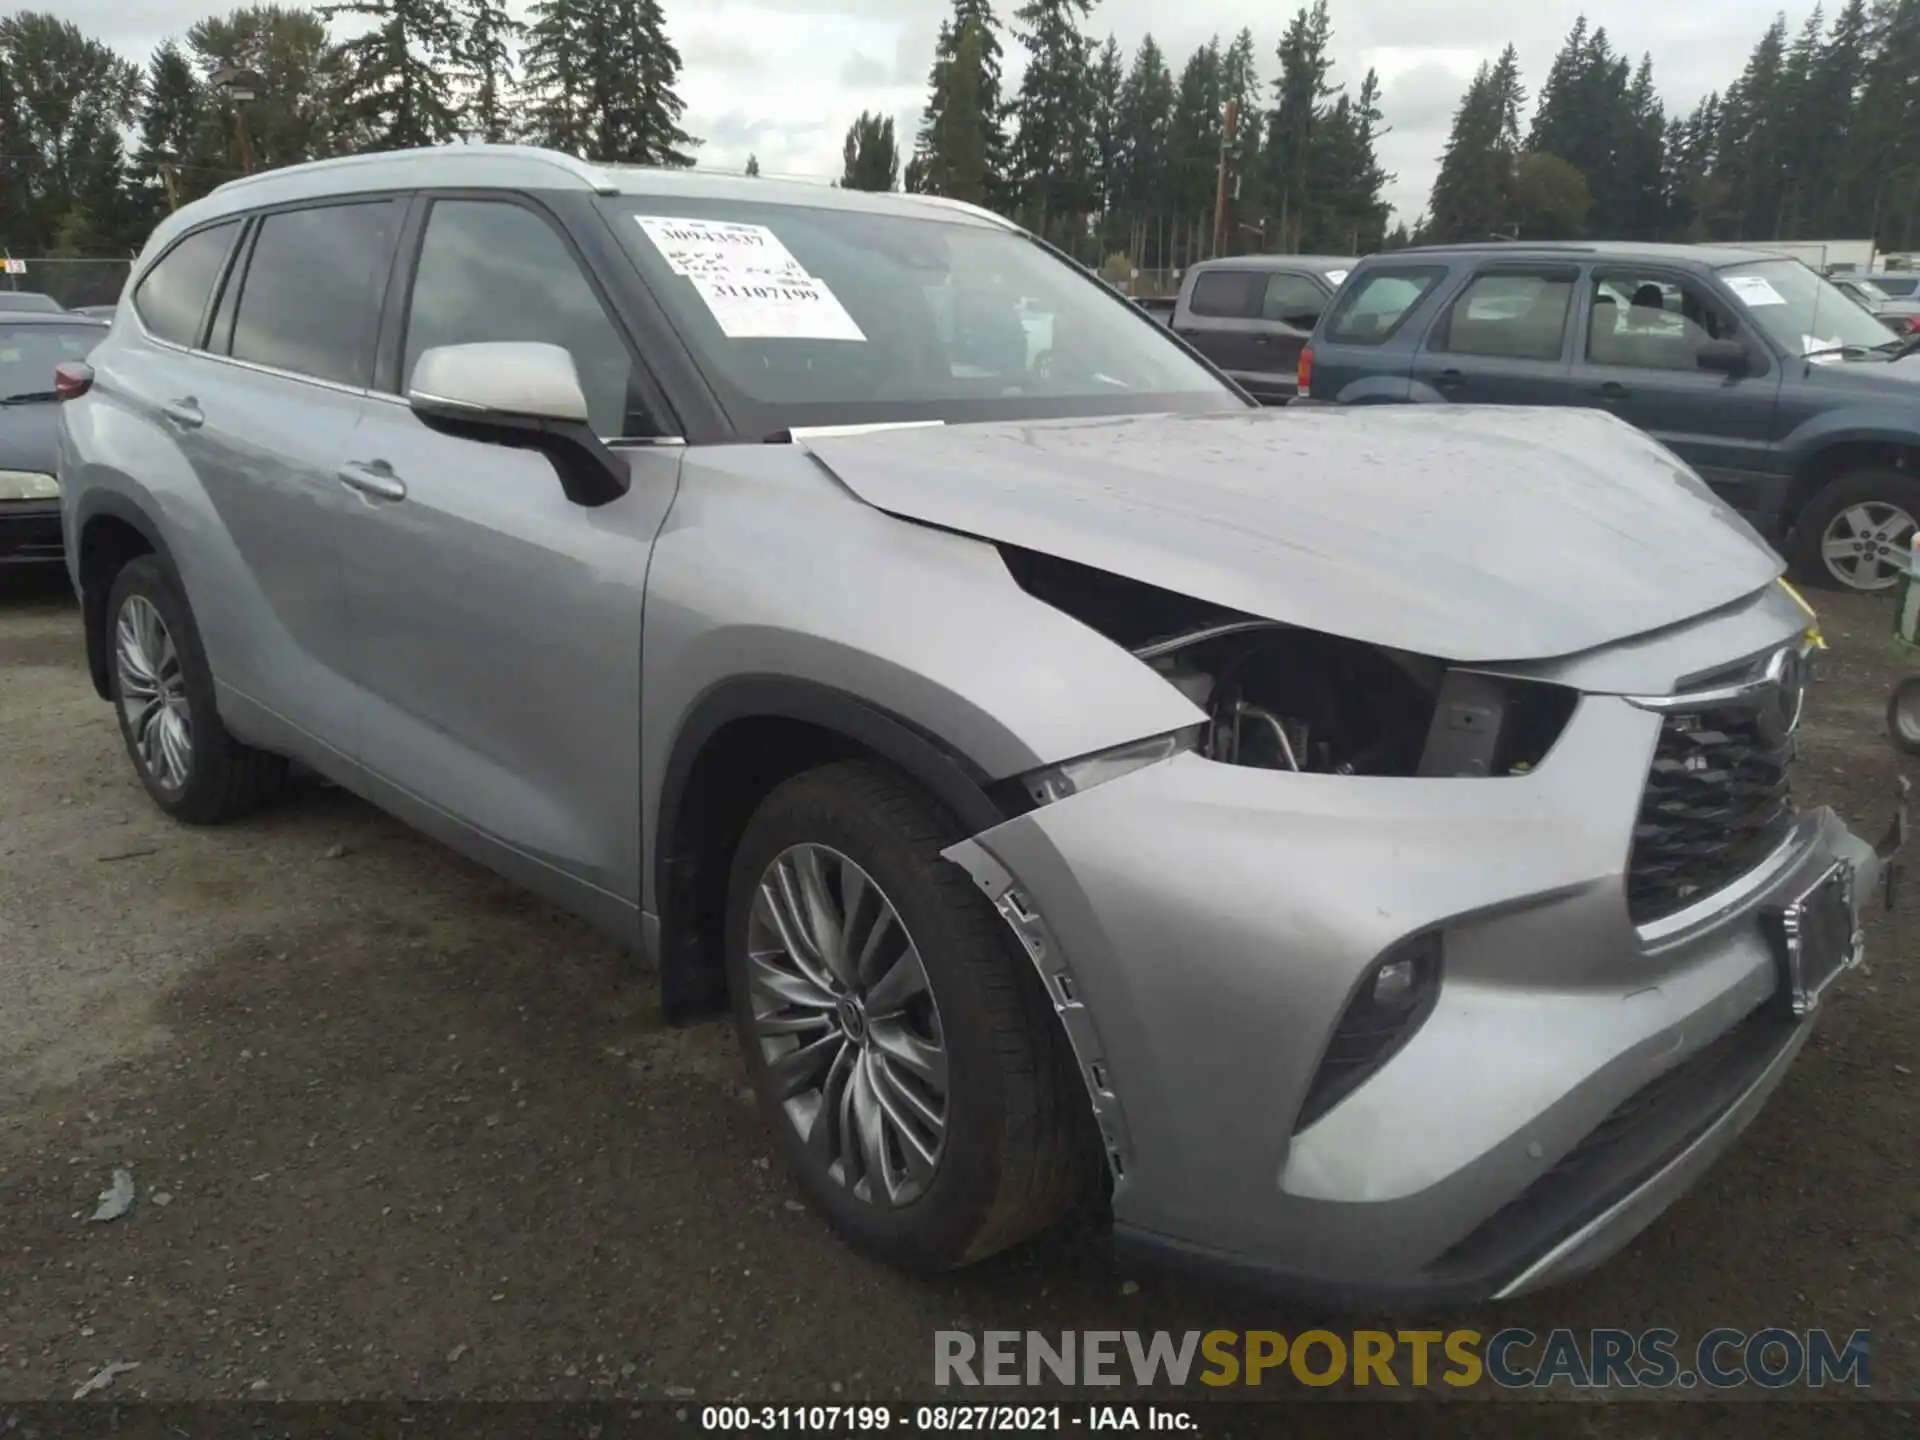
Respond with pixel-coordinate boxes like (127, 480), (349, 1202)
(57, 146), (1904, 1304)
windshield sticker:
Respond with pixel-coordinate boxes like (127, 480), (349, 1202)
(1324, 269), (1350, 287)
(633, 215), (866, 342)
(1725, 274), (1787, 307)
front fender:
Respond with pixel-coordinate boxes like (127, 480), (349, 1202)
(638, 447), (1206, 916)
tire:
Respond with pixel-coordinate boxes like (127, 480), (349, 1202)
(105, 555), (286, 824)
(724, 759), (1096, 1271)
(1889, 678), (1920, 756)
(1786, 469), (1920, 593)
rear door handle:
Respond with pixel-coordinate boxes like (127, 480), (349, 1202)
(336, 459), (407, 502)
(1434, 368), (1464, 391)
(161, 398), (203, 429)
(1598, 381), (1630, 400)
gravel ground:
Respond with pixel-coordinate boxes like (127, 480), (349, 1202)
(1, 565), (1917, 1416)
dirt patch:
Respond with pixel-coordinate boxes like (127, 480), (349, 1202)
(1, 568), (1916, 1410)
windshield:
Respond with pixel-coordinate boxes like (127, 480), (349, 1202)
(0, 322), (101, 400)
(1717, 259), (1895, 356)
(603, 196), (1243, 433)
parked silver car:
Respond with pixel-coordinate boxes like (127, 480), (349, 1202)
(56, 146), (1905, 1303)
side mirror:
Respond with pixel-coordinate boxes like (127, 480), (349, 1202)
(1696, 338), (1748, 376)
(407, 341), (630, 508)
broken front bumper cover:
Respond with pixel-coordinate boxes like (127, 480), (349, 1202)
(943, 704), (1907, 1307)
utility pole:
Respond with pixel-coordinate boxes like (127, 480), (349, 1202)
(1212, 99), (1238, 259)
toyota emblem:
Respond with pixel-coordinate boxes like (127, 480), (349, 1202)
(1756, 645), (1808, 745)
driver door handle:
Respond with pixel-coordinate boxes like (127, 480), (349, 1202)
(1434, 368), (1464, 391)
(161, 398), (203, 429)
(337, 459), (407, 502)
(1598, 380), (1630, 400)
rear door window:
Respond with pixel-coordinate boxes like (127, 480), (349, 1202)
(1260, 272), (1329, 329)
(228, 200), (400, 387)
(133, 221), (240, 348)
(1322, 267), (1445, 345)
(1188, 270), (1262, 319)
(1430, 270), (1576, 361)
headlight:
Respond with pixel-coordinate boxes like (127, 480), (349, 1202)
(0, 469), (58, 501)
(1019, 726), (1201, 806)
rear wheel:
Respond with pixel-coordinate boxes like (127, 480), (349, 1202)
(724, 759), (1095, 1270)
(106, 556), (286, 823)
(1787, 469), (1920, 592)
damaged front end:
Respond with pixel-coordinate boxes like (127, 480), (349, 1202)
(999, 545), (1579, 790)
(939, 546), (1902, 1305)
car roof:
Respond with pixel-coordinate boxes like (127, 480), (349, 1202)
(0, 310), (105, 326)
(145, 144), (1017, 262)
(1190, 254), (1356, 275)
(1378, 240), (1785, 269)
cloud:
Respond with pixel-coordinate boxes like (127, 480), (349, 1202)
(81, 0), (1802, 222)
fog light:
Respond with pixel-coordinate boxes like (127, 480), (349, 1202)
(1294, 931), (1444, 1132)
(1371, 956), (1416, 1003)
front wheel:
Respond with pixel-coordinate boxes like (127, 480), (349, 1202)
(724, 759), (1096, 1271)
(1786, 469), (1920, 593)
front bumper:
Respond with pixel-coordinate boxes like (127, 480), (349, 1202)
(0, 499), (64, 565)
(944, 694), (1903, 1306)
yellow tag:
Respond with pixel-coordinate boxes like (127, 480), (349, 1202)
(0, 347), (18, 362)
(1779, 578), (1826, 650)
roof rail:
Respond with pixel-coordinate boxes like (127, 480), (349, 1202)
(209, 144), (621, 198)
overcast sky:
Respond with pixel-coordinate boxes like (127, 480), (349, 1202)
(84, 0), (1805, 223)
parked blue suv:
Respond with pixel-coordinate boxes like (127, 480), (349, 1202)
(1299, 242), (1920, 592)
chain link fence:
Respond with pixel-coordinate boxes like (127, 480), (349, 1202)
(1, 256), (135, 309)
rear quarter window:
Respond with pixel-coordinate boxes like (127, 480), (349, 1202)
(1188, 270), (1261, 319)
(1322, 266), (1446, 346)
(133, 221), (241, 348)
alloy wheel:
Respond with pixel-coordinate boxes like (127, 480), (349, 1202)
(115, 594), (194, 791)
(746, 843), (949, 1206)
(1821, 501), (1917, 592)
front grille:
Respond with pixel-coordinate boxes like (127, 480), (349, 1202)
(1626, 705), (1796, 924)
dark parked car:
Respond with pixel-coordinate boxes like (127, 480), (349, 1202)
(0, 311), (108, 565)
(1171, 254), (1354, 402)
(1299, 241), (1920, 592)
(0, 291), (65, 314)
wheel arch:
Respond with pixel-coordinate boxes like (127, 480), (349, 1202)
(651, 675), (1021, 1023)
(73, 491), (179, 701)
(1781, 431), (1919, 538)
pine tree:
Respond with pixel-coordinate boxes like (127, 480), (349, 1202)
(1167, 39), (1222, 244)
(1811, 0), (1871, 234)
(1621, 54), (1667, 239)
(131, 42), (200, 218)
(907, 15), (999, 205)
(1714, 17), (1790, 240)
(523, 0), (697, 165)
(1114, 35), (1174, 265)
(1267, 1), (1338, 253)
(1218, 29), (1263, 252)
(1008, 0), (1097, 248)
(323, 0), (463, 150)
(744, 152), (760, 177)
(908, 0), (1010, 208)
(456, 0), (521, 143)
(840, 111), (900, 191)
(1426, 45), (1525, 242)
(1089, 35), (1125, 251)
(1845, 0), (1920, 249)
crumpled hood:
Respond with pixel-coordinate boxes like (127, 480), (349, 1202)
(804, 405), (1784, 663)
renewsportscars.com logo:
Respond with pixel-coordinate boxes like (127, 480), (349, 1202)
(933, 1328), (1871, 1391)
